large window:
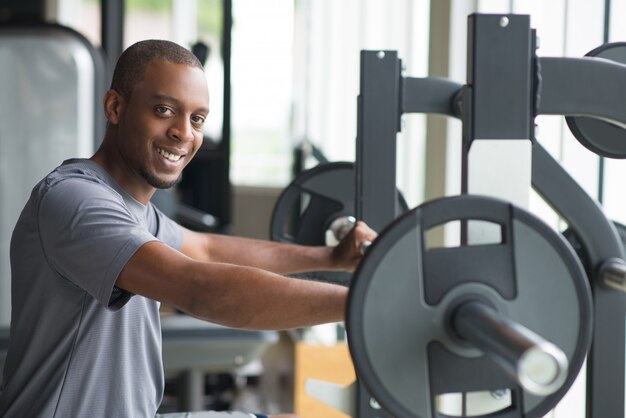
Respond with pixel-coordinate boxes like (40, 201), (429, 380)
(56, 0), (101, 45)
(56, 0), (433, 195)
(230, 0), (294, 186)
(291, 0), (431, 206)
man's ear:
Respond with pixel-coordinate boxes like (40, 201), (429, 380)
(103, 89), (124, 124)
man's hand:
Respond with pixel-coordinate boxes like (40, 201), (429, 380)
(331, 220), (377, 272)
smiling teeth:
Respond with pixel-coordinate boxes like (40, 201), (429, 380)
(157, 148), (181, 162)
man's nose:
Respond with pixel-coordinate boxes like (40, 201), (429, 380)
(168, 116), (194, 142)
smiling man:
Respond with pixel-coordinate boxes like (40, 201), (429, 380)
(0, 40), (375, 418)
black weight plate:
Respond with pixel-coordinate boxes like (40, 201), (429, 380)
(346, 195), (592, 418)
(566, 42), (626, 158)
(270, 161), (408, 286)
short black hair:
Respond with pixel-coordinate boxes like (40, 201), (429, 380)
(110, 39), (203, 99)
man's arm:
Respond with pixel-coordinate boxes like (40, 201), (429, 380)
(116, 241), (348, 330)
(178, 221), (375, 275)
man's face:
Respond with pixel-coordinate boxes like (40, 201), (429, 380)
(115, 59), (210, 190)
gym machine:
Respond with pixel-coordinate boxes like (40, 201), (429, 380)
(273, 13), (626, 418)
(270, 161), (408, 286)
(350, 13), (626, 418)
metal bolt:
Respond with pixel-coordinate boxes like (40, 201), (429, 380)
(369, 397), (381, 409)
(499, 16), (509, 27)
(377, 51), (385, 59)
(490, 389), (509, 400)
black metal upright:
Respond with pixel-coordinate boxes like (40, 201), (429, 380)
(354, 48), (466, 418)
(466, 15), (533, 141)
(462, 14), (534, 196)
(354, 50), (401, 418)
(585, 217), (626, 416)
(356, 50), (401, 232)
(220, 0), (232, 230)
(101, 0), (124, 74)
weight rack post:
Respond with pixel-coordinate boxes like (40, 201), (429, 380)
(462, 14), (534, 212)
(354, 50), (402, 418)
(356, 50), (401, 232)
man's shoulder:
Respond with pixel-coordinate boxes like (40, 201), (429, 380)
(44, 158), (110, 188)
(37, 159), (124, 202)
(35, 159), (125, 215)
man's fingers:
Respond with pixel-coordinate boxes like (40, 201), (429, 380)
(359, 240), (372, 255)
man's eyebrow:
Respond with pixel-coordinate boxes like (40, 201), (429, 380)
(152, 94), (179, 104)
(152, 94), (209, 114)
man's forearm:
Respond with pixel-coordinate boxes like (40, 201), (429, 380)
(182, 261), (348, 330)
(118, 241), (348, 330)
(204, 234), (339, 274)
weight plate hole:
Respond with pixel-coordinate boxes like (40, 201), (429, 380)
(436, 389), (512, 416)
(425, 220), (504, 249)
(280, 191), (312, 241)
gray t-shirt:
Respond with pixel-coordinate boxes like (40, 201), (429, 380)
(0, 159), (182, 417)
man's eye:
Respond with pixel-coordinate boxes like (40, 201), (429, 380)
(155, 106), (172, 116)
(191, 115), (206, 127)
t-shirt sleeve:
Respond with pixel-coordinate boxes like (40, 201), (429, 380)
(38, 179), (159, 309)
(151, 203), (183, 250)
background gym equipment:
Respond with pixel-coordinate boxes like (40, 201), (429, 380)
(160, 315), (279, 412)
(270, 161), (407, 286)
(0, 24), (106, 330)
(347, 195), (592, 418)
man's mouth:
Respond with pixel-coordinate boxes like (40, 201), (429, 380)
(157, 147), (183, 162)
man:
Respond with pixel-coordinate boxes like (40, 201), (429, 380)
(0, 40), (375, 417)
